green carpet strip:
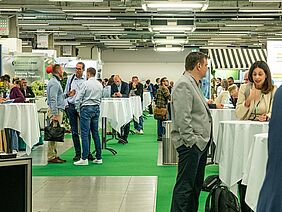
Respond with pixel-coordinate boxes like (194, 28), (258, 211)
(32, 116), (219, 212)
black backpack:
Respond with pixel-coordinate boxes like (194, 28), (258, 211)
(205, 184), (241, 212)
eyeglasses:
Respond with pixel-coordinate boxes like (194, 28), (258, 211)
(76, 67), (82, 70)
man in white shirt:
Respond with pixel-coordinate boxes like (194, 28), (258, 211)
(65, 62), (94, 162)
(74, 67), (103, 166)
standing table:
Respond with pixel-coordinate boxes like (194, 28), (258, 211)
(100, 98), (133, 154)
(242, 133), (268, 211)
(0, 103), (40, 155)
(215, 120), (268, 194)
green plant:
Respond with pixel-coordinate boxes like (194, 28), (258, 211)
(31, 81), (45, 96)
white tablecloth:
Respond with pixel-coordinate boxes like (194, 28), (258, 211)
(210, 109), (237, 144)
(143, 92), (151, 110)
(0, 103), (40, 155)
(100, 98), (133, 134)
(215, 120), (269, 189)
(242, 133), (268, 211)
(129, 96), (142, 122)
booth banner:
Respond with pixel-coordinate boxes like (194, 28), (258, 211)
(2, 55), (45, 84)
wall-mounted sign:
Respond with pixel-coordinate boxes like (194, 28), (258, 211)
(0, 18), (9, 36)
(63, 46), (72, 56)
(37, 34), (48, 49)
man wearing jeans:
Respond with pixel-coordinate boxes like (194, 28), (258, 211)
(74, 67), (103, 166)
(46, 64), (66, 163)
(171, 52), (212, 212)
(64, 62), (90, 161)
(129, 76), (144, 134)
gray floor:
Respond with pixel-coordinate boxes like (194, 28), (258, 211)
(33, 176), (157, 212)
(28, 139), (157, 212)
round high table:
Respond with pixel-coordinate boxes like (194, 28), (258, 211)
(0, 103), (40, 155)
(129, 96), (142, 122)
(215, 120), (269, 193)
(209, 109), (237, 145)
(143, 92), (152, 111)
(100, 98), (133, 154)
(242, 133), (268, 211)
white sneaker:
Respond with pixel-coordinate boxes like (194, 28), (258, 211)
(139, 130), (144, 134)
(134, 129), (140, 134)
(74, 159), (88, 166)
(93, 159), (103, 164)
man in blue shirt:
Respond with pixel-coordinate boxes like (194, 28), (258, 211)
(74, 67), (103, 166)
(65, 62), (94, 161)
(46, 64), (66, 163)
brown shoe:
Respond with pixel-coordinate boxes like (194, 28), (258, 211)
(56, 157), (67, 162)
(48, 158), (64, 163)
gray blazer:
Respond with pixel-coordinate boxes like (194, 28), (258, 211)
(171, 72), (212, 151)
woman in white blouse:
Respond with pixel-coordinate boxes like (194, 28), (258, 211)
(215, 79), (230, 104)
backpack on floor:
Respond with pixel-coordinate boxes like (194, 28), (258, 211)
(202, 175), (221, 192)
(205, 184), (241, 212)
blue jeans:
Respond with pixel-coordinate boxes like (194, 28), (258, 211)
(80, 105), (102, 160)
(134, 116), (143, 131)
(65, 104), (81, 157)
(157, 119), (164, 138)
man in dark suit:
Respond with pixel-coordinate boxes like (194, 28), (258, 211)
(111, 75), (130, 143)
(171, 52), (212, 212)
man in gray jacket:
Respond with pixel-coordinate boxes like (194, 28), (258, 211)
(171, 52), (212, 212)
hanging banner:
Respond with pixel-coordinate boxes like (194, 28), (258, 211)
(2, 55), (45, 84)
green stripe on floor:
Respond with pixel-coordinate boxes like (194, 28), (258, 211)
(32, 116), (219, 212)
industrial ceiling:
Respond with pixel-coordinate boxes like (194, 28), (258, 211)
(1, 0), (282, 50)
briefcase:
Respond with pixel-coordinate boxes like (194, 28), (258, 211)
(44, 121), (65, 142)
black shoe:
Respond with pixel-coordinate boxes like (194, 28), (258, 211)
(157, 137), (162, 141)
(88, 154), (94, 161)
(73, 155), (80, 161)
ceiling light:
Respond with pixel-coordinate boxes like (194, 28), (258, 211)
(49, 0), (103, 2)
(249, 0), (282, 2)
(103, 43), (133, 46)
(82, 23), (121, 27)
(18, 23), (49, 26)
(142, 0), (209, 12)
(225, 23), (264, 27)
(0, 8), (22, 12)
(231, 17), (275, 21)
(239, 8), (282, 12)
(153, 38), (188, 45)
(149, 25), (195, 33)
(73, 17), (116, 20)
(18, 16), (37, 20)
(63, 9), (110, 12)
(154, 45), (184, 52)
(88, 27), (124, 31)
(54, 42), (81, 45)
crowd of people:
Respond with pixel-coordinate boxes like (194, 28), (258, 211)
(0, 75), (35, 103)
(0, 51), (281, 211)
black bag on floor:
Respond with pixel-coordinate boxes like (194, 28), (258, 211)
(44, 121), (65, 142)
(205, 184), (241, 212)
(202, 175), (221, 192)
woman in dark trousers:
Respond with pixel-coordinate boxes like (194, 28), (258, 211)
(256, 85), (282, 212)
